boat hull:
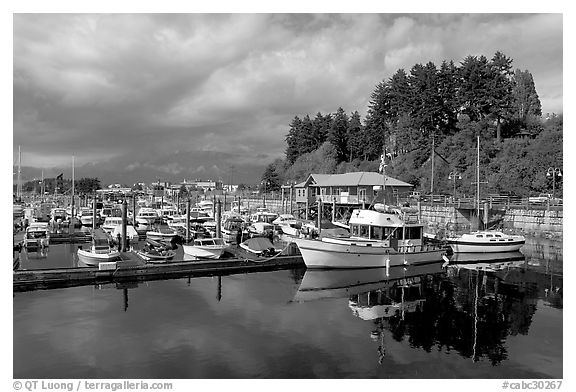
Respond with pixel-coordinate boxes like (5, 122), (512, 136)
(182, 244), (225, 259)
(289, 237), (445, 269)
(136, 250), (175, 263)
(77, 249), (121, 266)
(146, 232), (178, 242)
(447, 240), (525, 253)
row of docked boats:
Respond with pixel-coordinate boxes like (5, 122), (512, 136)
(281, 202), (525, 270)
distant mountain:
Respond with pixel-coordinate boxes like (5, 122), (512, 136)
(13, 150), (270, 186)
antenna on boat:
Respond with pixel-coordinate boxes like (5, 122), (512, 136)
(369, 147), (388, 210)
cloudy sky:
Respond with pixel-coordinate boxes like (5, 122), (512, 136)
(12, 13), (563, 184)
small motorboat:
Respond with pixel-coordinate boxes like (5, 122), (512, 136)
(136, 239), (176, 263)
(146, 225), (179, 242)
(239, 237), (280, 257)
(77, 230), (120, 266)
(182, 237), (227, 259)
(23, 222), (50, 249)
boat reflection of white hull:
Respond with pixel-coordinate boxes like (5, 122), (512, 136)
(77, 249), (121, 266)
(449, 251), (525, 264)
(288, 236), (445, 269)
(294, 262), (445, 302)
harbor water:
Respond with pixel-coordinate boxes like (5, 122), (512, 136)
(13, 238), (562, 379)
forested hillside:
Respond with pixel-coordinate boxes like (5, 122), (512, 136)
(261, 51), (563, 198)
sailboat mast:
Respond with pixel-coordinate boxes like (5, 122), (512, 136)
(71, 156), (75, 218)
(41, 170), (44, 202)
(430, 133), (435, 194)
(17, 146), (22, 200)
(476, 135), (480, 227)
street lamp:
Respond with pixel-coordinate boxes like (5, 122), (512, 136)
(448, 171), (462, 202)
(546, 167), (562, 199)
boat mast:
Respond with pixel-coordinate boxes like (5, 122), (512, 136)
(17, 145), (22, 201)
(71, 156), (75, 219)
(41, 170), (44, 202)
(476, 136), (481, 229)
(430, 133), (435, 194)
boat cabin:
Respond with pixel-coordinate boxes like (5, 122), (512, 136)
(193, 238), (225, 247)
(347, 208), (423, 245)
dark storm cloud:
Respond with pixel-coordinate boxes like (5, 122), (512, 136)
(13, 13), (562, 178)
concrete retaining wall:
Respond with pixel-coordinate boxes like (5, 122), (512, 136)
(419, 205), (563, 239)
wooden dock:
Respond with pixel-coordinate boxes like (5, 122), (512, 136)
(13, 251), (305, 292)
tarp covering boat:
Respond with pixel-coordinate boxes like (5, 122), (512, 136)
(239, 237), (277, 255)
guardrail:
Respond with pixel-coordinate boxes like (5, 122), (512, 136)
(418, 194), (563, 209)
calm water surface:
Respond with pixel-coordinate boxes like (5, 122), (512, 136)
(13, 238), (562, 378)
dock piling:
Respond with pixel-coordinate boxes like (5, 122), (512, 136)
(121, 200), (127, 252)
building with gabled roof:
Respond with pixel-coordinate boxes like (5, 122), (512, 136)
(281, 171), (413, 220)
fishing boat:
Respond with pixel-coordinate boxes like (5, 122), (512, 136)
(182, 237), (227, 259)
(146, 225), (179, 242)
(447, 136), (525, 253)
(288, 203), (446, 269)
(23, 222), (50, 249)
(136, 239), (176, 263)
(77, 230), (120, 266)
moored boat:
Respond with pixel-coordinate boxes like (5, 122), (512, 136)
(23, 222), (50, 249)
(77, 230), (120, 266)
(446, 231), (525, 253)
(136, 239), (176, 263)
(288, 204), (447, 269)
(239, 237), (280, 256)
(182, 237), (227, 259)
(146, 225), (179, 242)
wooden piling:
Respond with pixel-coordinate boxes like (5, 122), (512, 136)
(216, 199), (222, 238)
(92, 194), (97, 230)
(132, 193), (137, 227)
(186, 198), (191, 243)
(121, 200), (127, 252)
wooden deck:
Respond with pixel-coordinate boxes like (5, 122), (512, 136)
(13, 250), (305, 292)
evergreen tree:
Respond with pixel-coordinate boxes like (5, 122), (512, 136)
(328, 107), (350, 163)
(457, 55), (491, 121)
(347, 111), (363, 162)
(512, 69), (542, 122)
(487, 51), (514, 141)
(285, 116), (303, 164)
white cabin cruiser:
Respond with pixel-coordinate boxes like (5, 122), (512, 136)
(288, 204), (446, 269)
(446, 231), (525, 253)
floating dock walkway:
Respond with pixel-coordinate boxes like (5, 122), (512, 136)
(13, 249), (305, 292)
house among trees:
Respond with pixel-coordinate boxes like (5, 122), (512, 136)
(286, 171), (413, 220)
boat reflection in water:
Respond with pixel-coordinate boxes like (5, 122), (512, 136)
(294, 261), (444, 302)
(294, 249), (561, 367)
